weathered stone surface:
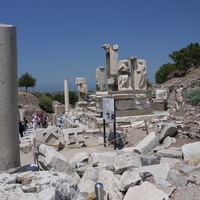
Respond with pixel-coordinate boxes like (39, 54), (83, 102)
(78, 180), (95, 194)
(180, 163), (200, 174)
(37, 144), (80, 180)
(182, 142), (200, 161)
(160, 157), (181, 168)
(155, 148), (183, 159)
(159, 123), (177, 143)
(188, 155), (200, 166)
(134, 132), (159, 154)
(79, 166), (106, 184)
(163, 136), (176, 148)
(98, 170), (123, 200)
(69, 152), (89, 168)
(0, 171), (84, 200)
(139, 154), (159, 166)
(123, 181), (169, 200)
(138, 163), (170, 184)
(167, 169), (187, 187)
(89, 151), (141, 174)
(119, 171), (142, 192)
(156, 89), (169, 100)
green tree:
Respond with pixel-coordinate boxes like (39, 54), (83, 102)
(53, 93), (64, 104)
(39, 96), (53, 113)
(155, 63), (175, 84)
(69, 91), (78, 107)
(45, 93), (53, 99)
(18, 72), (36, 92)
(169, 42), (200, 70)
(146, 78), (152, 89)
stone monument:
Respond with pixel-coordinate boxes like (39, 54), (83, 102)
(0, 24), (21, 173)
(92, 44), (152, 117)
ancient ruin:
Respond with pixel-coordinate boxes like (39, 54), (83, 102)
(1, 29), (200, 199)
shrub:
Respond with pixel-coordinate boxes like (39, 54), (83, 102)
(53, 93), (64, 104)
(155, 63), (175, 84)
(146, 78), (152, 89)
(187, 88), (200, 106)
(69, 91), (78, 107)
(39, 96), (53, 113)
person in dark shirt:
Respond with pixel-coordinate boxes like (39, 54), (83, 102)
(19, 120), (24, 137)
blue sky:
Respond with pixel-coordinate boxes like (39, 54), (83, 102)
(1, 0), (200, 91)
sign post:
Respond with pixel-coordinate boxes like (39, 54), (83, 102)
(102, 98), (116, 150)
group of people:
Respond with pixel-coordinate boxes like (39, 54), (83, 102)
(32, 115), (48, 130)
(19, 115), (48, 137)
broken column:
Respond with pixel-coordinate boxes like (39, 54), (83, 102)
(64, 78), (69, 113)
(0, 24), (20, 173)
(102, 44), (119, 91)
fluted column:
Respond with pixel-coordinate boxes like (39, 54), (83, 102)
(0, 24), (20, 173)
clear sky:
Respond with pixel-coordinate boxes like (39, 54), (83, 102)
(1, 0), (200, 91)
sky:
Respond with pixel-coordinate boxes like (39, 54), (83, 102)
(1, 0), (200, 91)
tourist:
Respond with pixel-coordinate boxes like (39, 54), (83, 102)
(19, 119), (24, 137)
(32, 116), (38, 130)
(23, 117), (28, 133)
(42, 117), (48, 128)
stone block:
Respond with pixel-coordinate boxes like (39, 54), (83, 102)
(134, 132), (159, 154)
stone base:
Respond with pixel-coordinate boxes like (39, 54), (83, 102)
(77, 101), (88, 111)
(152, 100), (167, 111)
(116, 109), (153, 117)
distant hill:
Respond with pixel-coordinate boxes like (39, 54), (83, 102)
(26, 83), (96, 93)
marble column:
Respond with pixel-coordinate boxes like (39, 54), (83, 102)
(64, 78), (69, 113)
(0, 24), (20, 173)
(19, 109), (25, 122)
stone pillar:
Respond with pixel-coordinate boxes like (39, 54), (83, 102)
(129, 56), (137, 90)
(96, 66), (105, 91)
(64, 79), (69, 113)
(102, 44), (119, 91)
(19, 109), (25, 122)
(0, 24), (20, 173)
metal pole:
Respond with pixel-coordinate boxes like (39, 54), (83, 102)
(103, 119), (106, 147)
(144, 119), (149, 135)
(95, 182), (104, 200)
(113, 98), (116, 150)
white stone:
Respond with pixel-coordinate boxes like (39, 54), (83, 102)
(123, 181), (169, 200)
(182, 141), (200, 161)
(98, 170), (123, 200)
(134, 132), (159, 154)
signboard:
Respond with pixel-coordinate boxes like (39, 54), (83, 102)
(102, 98), (115, 122)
